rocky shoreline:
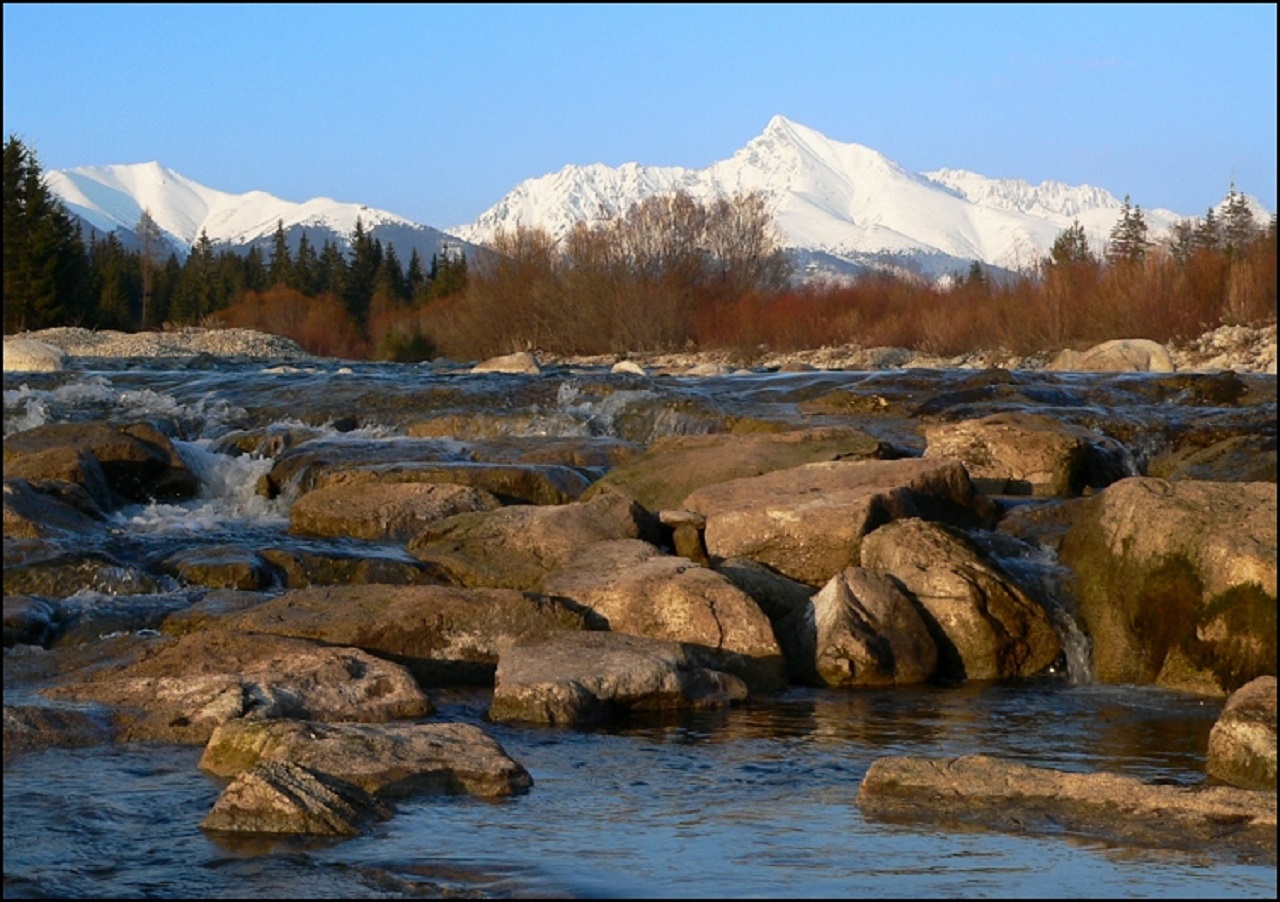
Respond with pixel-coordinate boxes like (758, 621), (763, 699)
(5, 321), (1278, 374)
(3, 319), (1276, 861)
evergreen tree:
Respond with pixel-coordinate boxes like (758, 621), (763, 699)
(374, 242), (407, 302)
(293, 232), (319, 296)
(90, 233), (137, 329)
(317, 239), (347, 297)
(267, 219), (293, 287)
(3, 134), (90, 331)
(136, 208), (164, 328)
(1222, 183), (1257, 257)
(1045, 219), (1095, 268)
(243, 244), (267, 292)
(406, 247), (428, 303)
(343, 217), (381, 328)
(1194, 207), (1222, 252)
(173, 229), (216, 323)
(1106, 195), (1149, 265)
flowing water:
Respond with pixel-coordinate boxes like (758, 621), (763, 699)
(3, 355), (1276, 898)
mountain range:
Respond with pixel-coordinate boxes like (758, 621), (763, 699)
(47, 115), (1271, 283)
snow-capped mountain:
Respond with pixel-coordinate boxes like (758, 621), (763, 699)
(47, 116), (1271, 283)
(450, 115), (1265, 280)
(45, 161), (481, 266)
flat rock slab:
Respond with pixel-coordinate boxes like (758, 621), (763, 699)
(200, 719), (533, 799)
(858, 754), (1276, 863)
(200, 760), (392, 836)
(489, 631), (749, 726)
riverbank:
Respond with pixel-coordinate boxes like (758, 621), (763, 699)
(6, 321), (1277, 374)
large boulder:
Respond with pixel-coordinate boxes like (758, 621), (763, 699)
(1049, 338), (1175, 372)
(3, 478), (105, 539)
(3, 421), (199, 506)
(805, 567), (939, 687)
(220, 583), (591, 685)
(859, 518), (1062, 682)
(489, 631), (748, 726)
(1207, 676), (1277, 791)
(470, 351), (541, 374)
(200, 719), (533, 799)
(3, 338), (67, 372)
(922, 412), (1129, 497)
(582, 426), (890, 513)
(42, 631), (432, 743)
(200, 761), (391, 836)
(1056, 477), (1276, 693)
(407, 490), (661, 591)
(541, 539), (786, 691)
(857, 754), (1276, 860)
(683, 458), (992, 588)
(289, 481), (503, 541)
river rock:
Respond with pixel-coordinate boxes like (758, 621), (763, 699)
(258, 546), (453, 588)
(713, 556), (817, 682)
(3, 478), (105, 538)
(1049, 338), (1175, 372)
(683, 458), (993, 588)
(43, 630), (432, 743)
(289, 481), (503, 541)
(1207, 676), (1277, 791)
(3, 421), (199, 506)
(582, 426), (890, 513)
(152, 545), (284, 591)
(2, 338), (68, 372)
(220, 583), (591, 685)
(1056, 477), (1276, 693)
(489, 630), (749, 726)
(1147, 434), (1277, 484)
(3, 703), (114, 760)
(541, 539), (787, 691)
(470, 351), (541, 374)
(407, 489), (661, 591)
(200, 719), (533, 799)
(4, 551), (168, 600)
(857, 754), (1276, 860)
(200, 760), (392, 836)
(922, 412), (1129, 497)
(859, 518), (1062, 682)
(806, 566), (939, 687)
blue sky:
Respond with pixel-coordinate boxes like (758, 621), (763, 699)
(3, 3), (1276, 229)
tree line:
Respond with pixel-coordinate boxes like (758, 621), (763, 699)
(2, 135), (467, 352)
(4, 133), (1276, 361)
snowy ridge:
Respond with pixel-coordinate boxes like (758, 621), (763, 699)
(452, 115), (1269, 279)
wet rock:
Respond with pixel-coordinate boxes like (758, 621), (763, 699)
(684, 458), (993, 588)
(4, 551), (168, 599)
(220, 583), (591, 685)
(1056, 477), (1276, 693)
(153, 545), (284, 591)
(712, 557), (817, 682)
(583, 426), (889, 513)
(407, 490), (661, 591)
(3, 702), (114, 760)
(1207, 676), (1277, 791)
(2, 421), (199, 506)
(43, 630), (432, 744)
(258, 547), (453, 589)
(1050, 338), (1175, 372)
(3, 478), (106, 538)
(200, 719), (533, 799)
(857, 754), (1276, 862)
(1147, 434), (1277, 483)
(859, 518), (1062, 682)
(289, 481), (503, 542)
(200, 761), (392, 836)
(542, 539), (787, 692)
(923, 412), (1129, 497)
(806, 566), (939, 687)
(3, 595), (65, 647)
(489, 631), (749, 726)
(160, 590), (279, 636)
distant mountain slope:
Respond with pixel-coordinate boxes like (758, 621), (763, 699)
(47, 117), (1270, 283)
(451, 115), (1266, 280)
(45, 162), (483, 267)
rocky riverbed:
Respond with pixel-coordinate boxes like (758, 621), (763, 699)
(3, 322), (1277, 895)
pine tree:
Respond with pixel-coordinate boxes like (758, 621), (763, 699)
(1045, 219), (1095, 268)
(136, 208), (164, 328)
(3, 134), (90, 332)
(293, 232), (319, 295)
(343, 217), (381, 329)
(268, 219), (293, 287)
(1195, 207), (1221, 252)
(1222, 183), (1256, 257)
(1105, 195), (1149, 266)
(317, 239), (347, 297)
(406, 247), (428, 303)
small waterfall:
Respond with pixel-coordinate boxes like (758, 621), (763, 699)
(976, 530), (1095, 684)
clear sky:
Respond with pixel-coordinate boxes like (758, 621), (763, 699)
(4, 3), (1276, 229)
